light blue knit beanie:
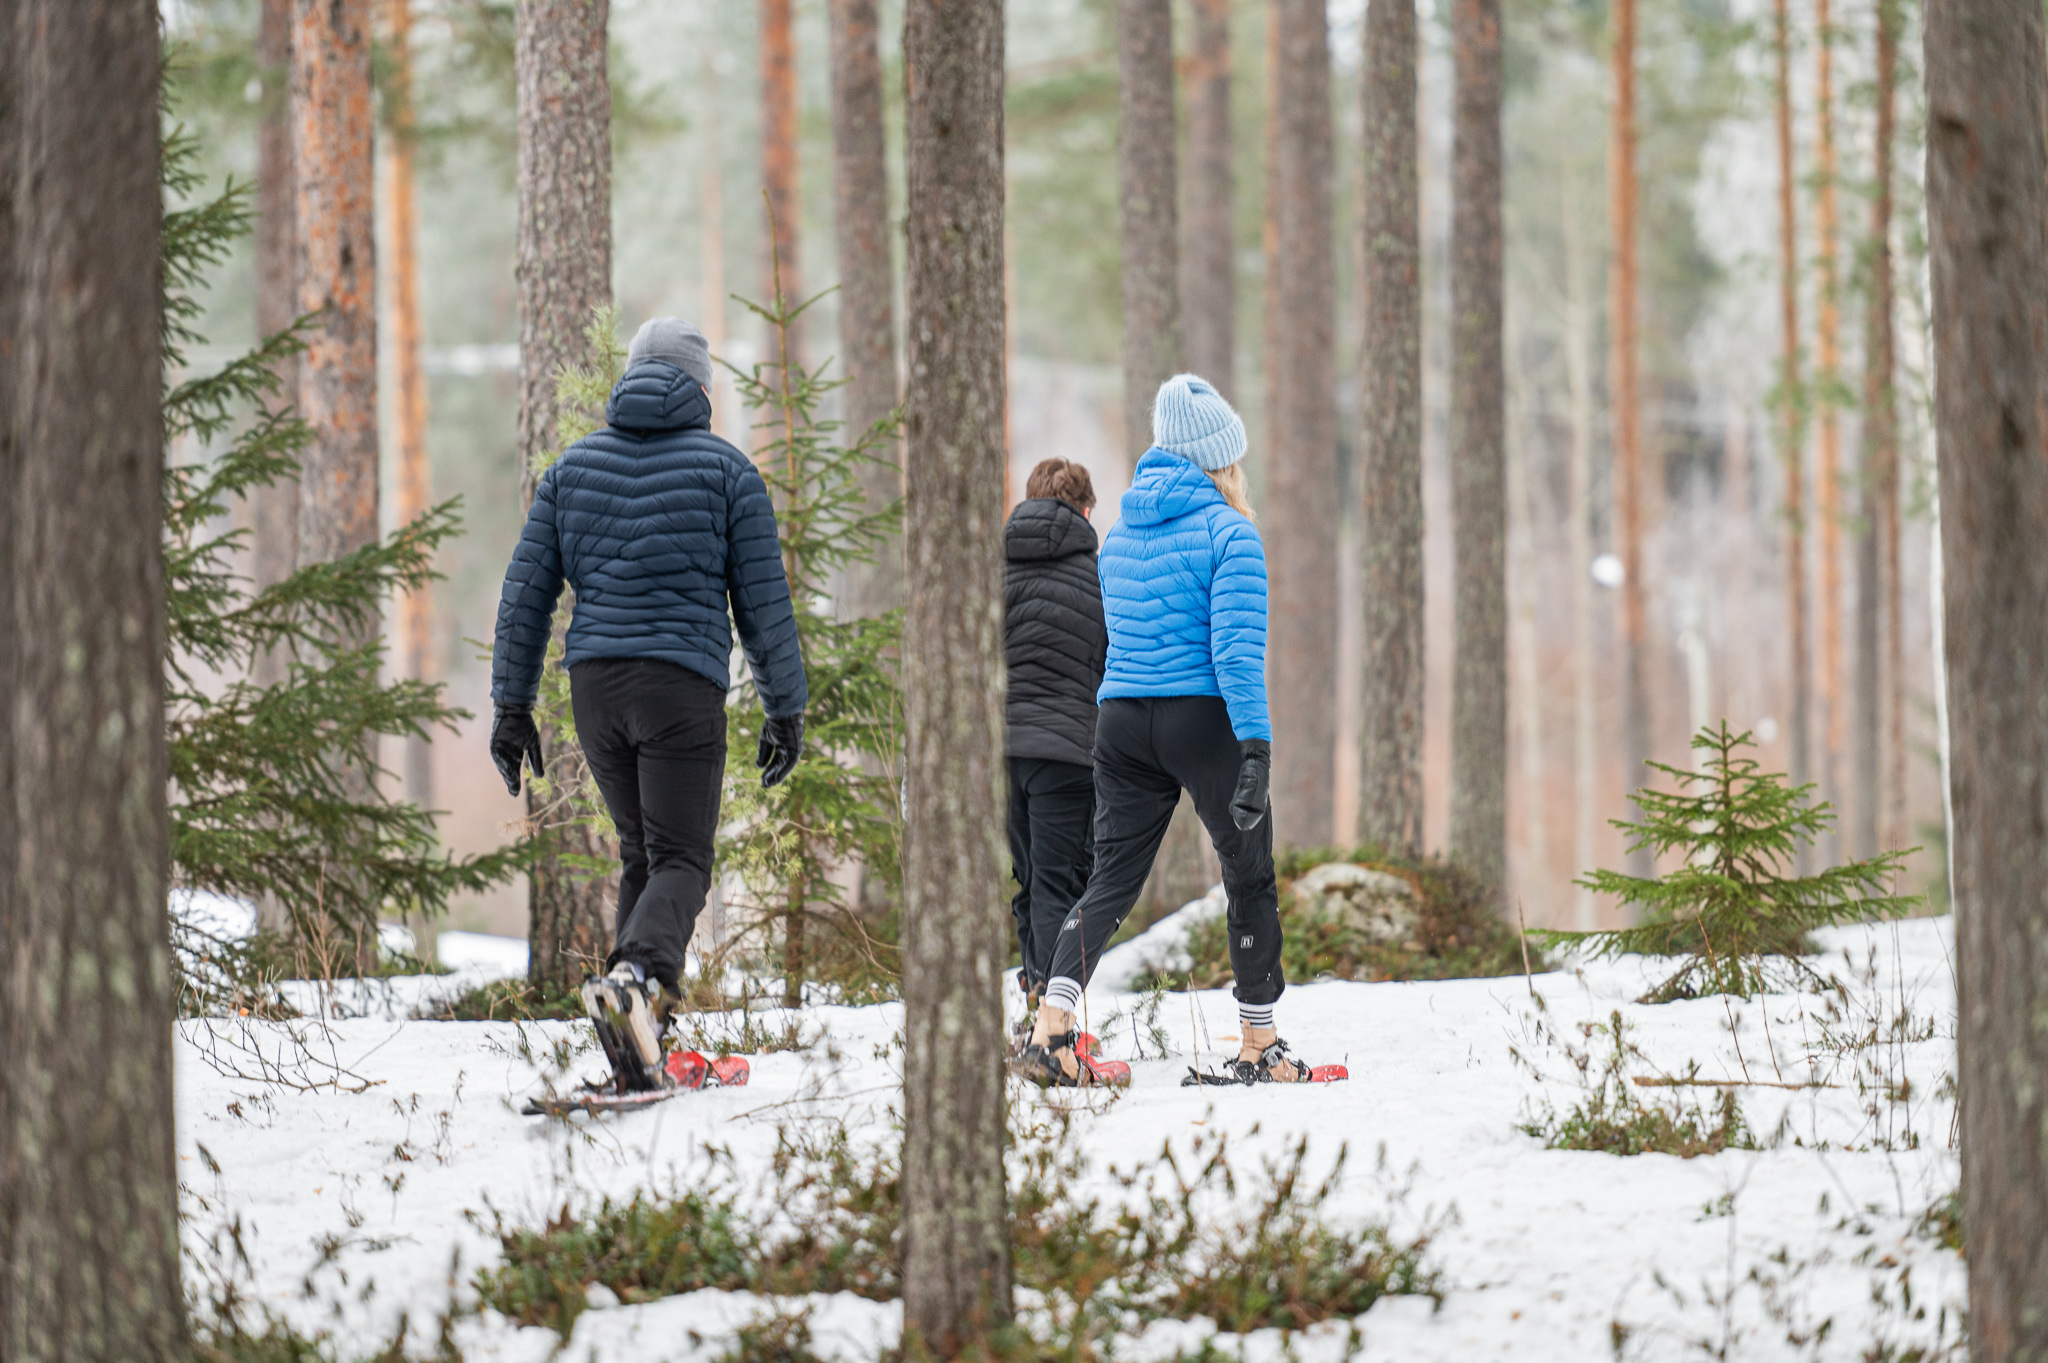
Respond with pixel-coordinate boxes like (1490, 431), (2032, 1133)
(1150, 373), (1247, 471)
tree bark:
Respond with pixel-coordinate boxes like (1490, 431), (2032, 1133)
(1359, 0), (1422, 853)
(384, 0), (434, 813)
(1182, 0), (1235, 399)
(292, 0), (378, 569)
(699, 47), (731, 441)
(1117, 0), (1182, 459)
(2, 5), (185, 1356)
(1775, 0), (1809, 808)
(1562, 180), (1598, 930)
(1263, 0), (1337, 849)
(1813, 0), (1843, 854)
(1858, 0), (1900, 858)
(1608, 0), (1650, 878)
(1924, 2), (2048, 1352)
(1449, 0), (1505, 901)
(515, 0), (614, 996)
(292, 0), (379, 962)
(899, 0), (1013, 1349)
(762, 0), (802, 337)
(253, 0), (300, 641)
(829, 0), (902, 618)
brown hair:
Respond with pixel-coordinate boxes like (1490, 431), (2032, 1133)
(1025, 457), (1096, 512)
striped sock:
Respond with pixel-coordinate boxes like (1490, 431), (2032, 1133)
(1043, 977), (1083, 1018)
(1238, 1003), (1274, 1033)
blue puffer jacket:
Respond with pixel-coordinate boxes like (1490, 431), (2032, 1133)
(490, 359), (808, 717)
(1096, 450), (1269, 741)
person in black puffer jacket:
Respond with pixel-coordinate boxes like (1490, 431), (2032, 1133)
(490, 317), (807, 1089)
(1004, 458), (1108, 1019)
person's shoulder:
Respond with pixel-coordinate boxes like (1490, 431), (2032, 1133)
(1204, 501), (1261, 547)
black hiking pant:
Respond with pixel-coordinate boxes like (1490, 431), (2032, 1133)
(1007, 756), (1096, 993)
(570, 658), (727, 990)
(1045, 696), (1284, 1006)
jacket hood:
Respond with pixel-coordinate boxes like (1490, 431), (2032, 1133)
(606, 358), (713, 434)
(1117, 448), (1225, 528)
(1005, 497), (1098, 562)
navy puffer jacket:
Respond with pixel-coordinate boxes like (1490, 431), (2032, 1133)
(1003, 497), (1106, 767)
(490, 359), (808, 718)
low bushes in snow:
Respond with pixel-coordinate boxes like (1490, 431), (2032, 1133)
(474, 1109), (1442, 1348)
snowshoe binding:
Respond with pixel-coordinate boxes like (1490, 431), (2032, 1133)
(523, 1047), (750, 1117)
(580, 962), (668, 1093)
(1011, 1030), (1130, 1088)
(1181, 1038), (1347, 1087)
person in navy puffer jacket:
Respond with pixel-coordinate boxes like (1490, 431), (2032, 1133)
(490, 317), (806, 1089)
(1018, 374), (1319, 1087)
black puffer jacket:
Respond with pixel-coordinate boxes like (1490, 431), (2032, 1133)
(1004, 497), (1107, 767)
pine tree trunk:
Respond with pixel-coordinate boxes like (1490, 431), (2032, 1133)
(292, 0), (378, 570)
(1864, 0), (1902, 856)
(253, 0), (300, 658)
(384, 0), (434, 813)
(1117, 0), (1182, 458)
(829, 0), (901, 618)
(1449, 0), (1505, 902)
(1562, 181), (1598, 929)
(1, 6), (185, 1355)
(900, 0), (1013, 1347)
(1608, 0), (1650, 878)
(1115, 0), (1210, 907)
(1359, 0), (1423, 853)
(292, 0), (379, 962)
(699, 48), (731, 441)
(1264, 0), (1337, 849)
(1182, 0), (1235, 399)
(1924, 2), (2048, 1348)
(1775, 0), (1810, 862)
(1813, 0), (1843, 857)
(762, 0), (801, 335)
(515, 0), (614, 997)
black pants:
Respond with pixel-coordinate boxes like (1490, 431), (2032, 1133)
(1046, 696), (1284, 1006)
(1007, 757), (1096, 992)
(569, 658), (727, 989)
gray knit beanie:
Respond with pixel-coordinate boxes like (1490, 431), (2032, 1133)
(1150, 373), (1247, 471)
(628, 316), (713, 389)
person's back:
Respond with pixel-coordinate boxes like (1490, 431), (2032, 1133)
(1095, 451), (1268, 736)
(1018, 375), (1340, 1089)
(493, 357), (804, 719)
(1002, 459), (1106, 1013)
(490, 318), (807, 1094)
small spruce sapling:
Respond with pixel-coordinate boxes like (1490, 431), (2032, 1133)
(719, 257), (904, 1008)
(161, 117), (530, 968)
(1533, 721), (1919, 1002)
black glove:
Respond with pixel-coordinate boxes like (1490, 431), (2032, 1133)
(758, 712), (805, 789)
(490, 705), (545, 797)
(1230, 738), (1271, 832)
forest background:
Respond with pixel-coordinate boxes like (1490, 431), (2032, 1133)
(162, 0), (1943, 942)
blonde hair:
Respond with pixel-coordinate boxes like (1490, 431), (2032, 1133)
(1206, 462), (1256, 523)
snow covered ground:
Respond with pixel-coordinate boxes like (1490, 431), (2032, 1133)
(176, 908), (1966, 1361)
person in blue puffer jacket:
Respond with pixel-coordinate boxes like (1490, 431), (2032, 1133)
(489, 317), (807, 1091)
(1017, 374), (1321, 1087)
